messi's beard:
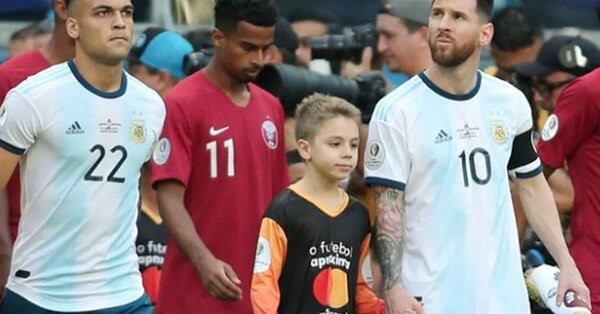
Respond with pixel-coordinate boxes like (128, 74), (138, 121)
(429, 37), (476, 68)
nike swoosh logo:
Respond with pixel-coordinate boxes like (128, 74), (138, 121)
(209, 126), (229, 136)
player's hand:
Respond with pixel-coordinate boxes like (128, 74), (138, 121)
(340, 47), (373, 78)
(383, 285), (423, 314)
(556, 263), (590, 309)
(195, 255), (243, 301)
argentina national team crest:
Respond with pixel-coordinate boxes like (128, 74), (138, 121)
(261, 119), (278, 149)
(130, 120), (146, 144)
(490, 121), (508, 144)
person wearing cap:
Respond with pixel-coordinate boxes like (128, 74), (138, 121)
(376, 0), (432, 77)
(516, 35), (600, 113)
(534, 51), (600, 313)
(128, 27), (193, 98)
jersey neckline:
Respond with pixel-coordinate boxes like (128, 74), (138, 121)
(68, 60), (127, 99)
(418, 71), (481, 101)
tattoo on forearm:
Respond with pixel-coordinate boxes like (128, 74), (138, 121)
(373, 186), (405, 291)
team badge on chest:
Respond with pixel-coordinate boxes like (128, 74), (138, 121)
(261, 119), (278, 149)
(490, 121), (508, 144)
(131, 120), (146, 144)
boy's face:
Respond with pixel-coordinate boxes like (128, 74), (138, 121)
(301, 116), (360, 182)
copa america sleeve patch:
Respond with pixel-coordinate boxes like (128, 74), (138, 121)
(152, 138), (171, 165)
(541, 114), (559, 141)
(253, 237), (271, 273)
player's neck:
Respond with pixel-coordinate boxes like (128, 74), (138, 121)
(72, 53), (124, 93)
(41, 22), (74, 65)
(203, 61), (249, 100)
(425, 54), (480, 96)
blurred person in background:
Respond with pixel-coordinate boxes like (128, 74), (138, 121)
(489, 6), (544, 82)
(288, 8), (339, 68)
(0, 0), (74, 300)
(150, 0), (288, 312)
(127, 26), (193, 305)
(8, 22), (53, 58)
(375, 0), (431, 78)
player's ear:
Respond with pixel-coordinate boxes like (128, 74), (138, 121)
(297, 139), (311, 161)
(479, 22), (493, 47)
(212, 28), (226, 48)
(66, 17), (80, 40)
(54, 0), (68, 21)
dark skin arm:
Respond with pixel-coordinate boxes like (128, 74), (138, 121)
(155, 180), (242, 301)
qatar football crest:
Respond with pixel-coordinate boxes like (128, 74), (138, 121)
(261, 120), (278, 149)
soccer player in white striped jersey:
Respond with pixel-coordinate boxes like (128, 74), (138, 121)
(363, 0), (590, 313)
(0, 0), (165, 312)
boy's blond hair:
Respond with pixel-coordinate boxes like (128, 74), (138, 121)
(294, 93), (361, 142)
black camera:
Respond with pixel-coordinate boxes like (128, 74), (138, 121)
(309, 23), (377, 63)
(255, 64), (386, 123)
(183, 48), (214, 76)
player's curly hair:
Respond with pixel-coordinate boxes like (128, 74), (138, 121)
(295, 93), (361, 142)
(214, 0), (278, 34)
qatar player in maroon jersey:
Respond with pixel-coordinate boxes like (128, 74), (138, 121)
(149, 0), (288, 313)
(537, 68), (600, 313)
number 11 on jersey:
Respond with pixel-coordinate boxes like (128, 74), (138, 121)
(206, 138), (235, 178)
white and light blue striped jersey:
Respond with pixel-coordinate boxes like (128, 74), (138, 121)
(0, 61), (165, 311)
(364, 71), (541, 314)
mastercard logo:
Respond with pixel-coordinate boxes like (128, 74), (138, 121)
(312, 267), (349, 309)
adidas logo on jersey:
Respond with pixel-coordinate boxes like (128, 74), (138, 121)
(434, 130), (452, 144)
(65, 121), (85, 135)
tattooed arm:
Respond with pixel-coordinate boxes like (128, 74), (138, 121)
(372, 185), (423, 314)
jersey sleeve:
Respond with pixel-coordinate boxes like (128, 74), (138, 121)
(507, 93), (542, 179)
(251, 217), (288, 314)
(0, 90), (44, 155)
(363, 112), (409, 191)
(150, 96), (193, 187)
(356, 234), (385, 314)
(536, 79), (598, 169)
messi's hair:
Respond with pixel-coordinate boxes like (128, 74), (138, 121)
(295, 93), (361, 142)
(431, 0), (494, 21)
(491, 6), (543, 51)
(214, 0), (278, 35)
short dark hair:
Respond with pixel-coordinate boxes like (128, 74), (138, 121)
(491, 6), (543, 52)
(214, 0), (278, 35)
(476, 0), (494, 21)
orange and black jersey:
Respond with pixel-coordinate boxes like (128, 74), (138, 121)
(252, 184), (384, 314)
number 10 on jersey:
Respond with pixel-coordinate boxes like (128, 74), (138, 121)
(206, 138), (235, 178)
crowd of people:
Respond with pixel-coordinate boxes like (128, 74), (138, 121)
(0, 0), (598, 313)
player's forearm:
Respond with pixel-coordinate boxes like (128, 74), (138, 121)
(372, 185), (405, 291)
(156, 187), (214, 266)
(517, 175), (575, 268)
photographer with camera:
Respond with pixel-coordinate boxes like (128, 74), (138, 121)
(341, 0), (432, 80)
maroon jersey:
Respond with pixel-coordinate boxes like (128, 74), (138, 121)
(150, 71), (289, 313)
(537, 68), (600, 298)
(0, 49), (50, 241)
